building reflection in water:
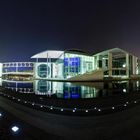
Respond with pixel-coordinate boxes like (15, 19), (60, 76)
(34, 80), (101, 99)
(2, 80), (34, 93)
(2, 79), (140, 99)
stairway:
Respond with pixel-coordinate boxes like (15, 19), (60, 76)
(68, 69), (104, 81)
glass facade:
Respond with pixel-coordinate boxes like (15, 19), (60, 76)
(93, 48), (140, 78)
(37, 64), (50, 78)
(35, 63), (53, 79)
(2, 62), (34, 80)
(3, 62), (34, 73)
(63, 53), (94, 78)
(112, 54), (127, 76)
(64, 57), (80, 77)
(1, 48), (140, 80)
(33, 49), (140, 79)
(112, 57), (126, 68)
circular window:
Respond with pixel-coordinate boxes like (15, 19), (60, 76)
(10, 63), (13, 66)
(18, 63), (21, 67)
(22, 63), (25, 66)
(30, 63), (34, 67)
(26, 63), (29, 66)
(37, 64), (50, 78)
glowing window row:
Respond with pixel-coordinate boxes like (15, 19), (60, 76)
(3, 63), (34, 67)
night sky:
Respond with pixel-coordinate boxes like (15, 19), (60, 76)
(0, 0), (140, 62)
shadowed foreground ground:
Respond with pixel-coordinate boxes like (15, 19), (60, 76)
(1, 96), (140, 140)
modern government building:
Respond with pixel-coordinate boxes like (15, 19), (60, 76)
(1, 47), (140, 81)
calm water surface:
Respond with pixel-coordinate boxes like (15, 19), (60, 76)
(1, 79), (140, 99)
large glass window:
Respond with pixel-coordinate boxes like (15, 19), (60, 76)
(112, 58), (126, 68)
(18, 67), (33, 72)
(112, 70), (126, 76)
(3, 67), (16, 73)
(64, 56), (80, 77)
(37, 64), (50, 78)
(63, 53), (94, 78)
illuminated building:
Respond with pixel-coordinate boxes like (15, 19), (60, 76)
(31, 50), (94, 79)
(93, 48), (140, 78)
(0, 48), (140, 81)
(2, 62), (34, 81)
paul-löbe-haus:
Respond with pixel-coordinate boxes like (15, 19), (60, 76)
(1, 48), (140, 81)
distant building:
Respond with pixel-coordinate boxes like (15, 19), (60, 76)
(93, 48), (140, 78)
(2, 62), (34, 80)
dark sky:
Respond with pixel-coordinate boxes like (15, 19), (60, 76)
(0, 0), (140, 62)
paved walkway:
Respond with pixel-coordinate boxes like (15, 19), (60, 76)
(1, 96), (140, 139)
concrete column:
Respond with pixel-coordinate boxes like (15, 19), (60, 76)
(108, 52), (112, 77)
(137, 59), (140, 75)
(132, 56), (137, 75)
(93, 57), (95, 70)
(102, 58), (106, 69)
(95, 56), (97, 69)
(126, 53), (129, 77)
(47, 52), (48, 78)
(96, 55), (100, 69)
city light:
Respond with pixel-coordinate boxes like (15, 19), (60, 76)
(122, 64), (126, 68)
(0, 112), (3, 118)
(123, 89), (127, 93)
(11, 125), (20, 134)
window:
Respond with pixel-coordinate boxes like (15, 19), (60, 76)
(38, 64), (50, 78)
